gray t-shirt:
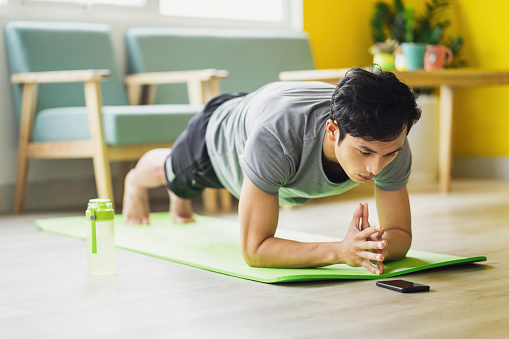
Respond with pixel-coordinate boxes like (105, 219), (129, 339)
(205, 81), (411, 205)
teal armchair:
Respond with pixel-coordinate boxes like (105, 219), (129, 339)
(5, 21), (227, 213)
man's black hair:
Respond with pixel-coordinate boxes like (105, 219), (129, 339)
(330, 66), (421, 143)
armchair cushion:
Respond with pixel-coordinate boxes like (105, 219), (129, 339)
(33, 104), (202, 145)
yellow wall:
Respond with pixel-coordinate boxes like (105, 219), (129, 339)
(304, 0), (509, 157)
(452, 0), (509, 156)
(303, 0), (375, 69)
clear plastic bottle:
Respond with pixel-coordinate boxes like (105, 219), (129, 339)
(86, 199), (115, 275)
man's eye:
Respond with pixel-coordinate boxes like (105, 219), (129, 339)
(360, 151), (371, 156)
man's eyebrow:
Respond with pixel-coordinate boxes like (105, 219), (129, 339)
(359, 145), (402, 155)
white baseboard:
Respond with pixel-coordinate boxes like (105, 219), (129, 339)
(452, 156), (509, 180)
(408, 156), (509, 187)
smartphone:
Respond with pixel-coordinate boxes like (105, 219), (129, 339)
(376, 279), (430, 293)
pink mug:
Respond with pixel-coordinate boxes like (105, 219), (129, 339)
(424, 45), (453, 70)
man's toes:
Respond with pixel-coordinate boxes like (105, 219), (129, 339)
(124, 215), (149, 225)
(172, 215), (195, 224)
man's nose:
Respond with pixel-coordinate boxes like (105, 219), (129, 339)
(367, 156), (383, 175)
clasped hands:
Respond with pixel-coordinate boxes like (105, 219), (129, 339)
(340, 202), (387, 275)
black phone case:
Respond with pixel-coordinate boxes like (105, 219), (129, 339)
(376, 280), (430, 293)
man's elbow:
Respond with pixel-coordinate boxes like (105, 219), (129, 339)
(241, 248), (264, 267)
(386, 236), (412, 261)
(241, 240), (268, 267)
(386, 249), (409, 262)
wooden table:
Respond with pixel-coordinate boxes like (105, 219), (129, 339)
(279, 68), (509, 192)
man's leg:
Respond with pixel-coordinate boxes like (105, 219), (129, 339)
(122, 148), (194, 224)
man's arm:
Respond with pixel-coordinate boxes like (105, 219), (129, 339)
(374, 186), (412, 261)
(238, 176), (386, 273)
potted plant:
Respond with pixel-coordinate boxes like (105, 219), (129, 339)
(370, 0), (464, 70)
(368, 38), (399, 70)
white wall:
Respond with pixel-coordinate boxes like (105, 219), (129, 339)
(0, 0), (302, 213)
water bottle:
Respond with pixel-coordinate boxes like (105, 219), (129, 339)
(86, 198), (115, 275)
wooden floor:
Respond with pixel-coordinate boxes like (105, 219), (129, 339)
(1, 179), (508, 338)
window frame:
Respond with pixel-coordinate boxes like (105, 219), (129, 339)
(2, 0), (302, 31)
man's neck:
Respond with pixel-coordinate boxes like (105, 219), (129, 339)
(322, 130), (337, 163)
(321, 131), (348, 183)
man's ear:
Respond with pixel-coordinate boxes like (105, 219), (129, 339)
(326, 119), (339, 142)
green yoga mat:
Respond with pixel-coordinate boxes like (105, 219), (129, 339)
(36, 212), (486, 283)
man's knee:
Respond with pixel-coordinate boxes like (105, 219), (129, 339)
(137, 148), (171, 185)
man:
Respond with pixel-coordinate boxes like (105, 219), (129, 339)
(123, 67), (421, 275)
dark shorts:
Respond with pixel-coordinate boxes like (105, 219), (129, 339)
(165, 92), (248, 199)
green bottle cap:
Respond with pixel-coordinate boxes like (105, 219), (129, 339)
(86, 199), (114, 254)
(86, 199), (114, 221)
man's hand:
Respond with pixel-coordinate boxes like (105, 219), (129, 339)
(359, 202), (387, 274)
(339, 203), (387, 275)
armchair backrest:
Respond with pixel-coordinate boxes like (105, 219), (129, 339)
(4, 21), (128, 121)
(125, 27), (315, 104)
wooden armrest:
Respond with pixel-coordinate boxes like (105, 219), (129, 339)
(124, 69), (229, 86)
(11, 69), (111, 84)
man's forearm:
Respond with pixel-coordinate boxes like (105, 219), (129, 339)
(375, 186), (412, 261)
(244, 236), (341, 268)
(383, 228), (412, 261)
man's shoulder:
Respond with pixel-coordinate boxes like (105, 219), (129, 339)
(257, 81), (336, 94)
(250, 81), (335, 120)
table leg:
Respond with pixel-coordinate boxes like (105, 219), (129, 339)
(438, 85), (454, 193)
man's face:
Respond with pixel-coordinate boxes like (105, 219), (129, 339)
(333, 126), (407, 183)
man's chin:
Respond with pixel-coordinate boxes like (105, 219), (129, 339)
(346, 174), (362, 183)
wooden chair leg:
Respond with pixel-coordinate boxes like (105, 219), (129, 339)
(202, 188), (218, 213)
(14, 152), (30, 214)
(14, 83), (38, 213)
(219, 189), (232, 211)
(115, 161), (134, 210)
(92, 155), (114, 202)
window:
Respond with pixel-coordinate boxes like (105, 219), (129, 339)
(26, 0), (145, 6)
(160, 0), (286, 23)
(5, 0), (302, 30)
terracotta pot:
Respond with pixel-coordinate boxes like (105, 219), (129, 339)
(424, 44), (454, 70)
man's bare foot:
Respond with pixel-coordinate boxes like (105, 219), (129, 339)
(169, 190), (195, 223)
(123, 170), (151, 224)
